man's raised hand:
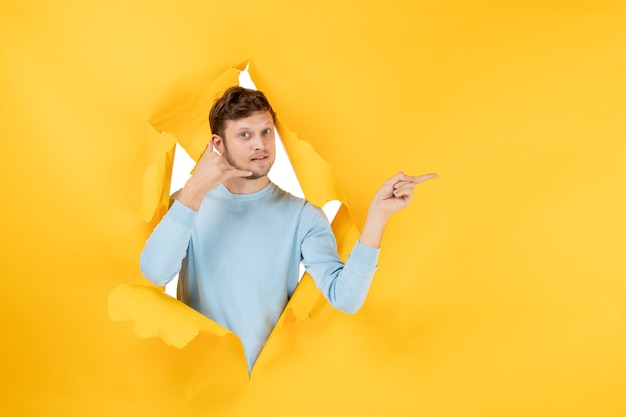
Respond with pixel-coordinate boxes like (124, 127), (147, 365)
(177, 142), (252, 211)
(375, 172), (438, 216)
(359, 171), (437, 249)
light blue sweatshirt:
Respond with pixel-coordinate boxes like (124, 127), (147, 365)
(140, 182), (379, 372)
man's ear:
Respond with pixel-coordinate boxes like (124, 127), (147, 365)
(212, 134), (224, 155)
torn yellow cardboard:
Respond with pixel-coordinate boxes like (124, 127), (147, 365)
(2, 0), (625, 416)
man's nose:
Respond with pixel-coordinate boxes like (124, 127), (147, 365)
(252, 134), (266, 150)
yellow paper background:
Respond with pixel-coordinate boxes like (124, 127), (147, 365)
(1, 0), (625, 416)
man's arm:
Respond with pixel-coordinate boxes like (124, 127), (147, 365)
(303, 171), (437, 313)
(359, 172), (438, 249)
(140, 141), (251, 284)
(139, 201), (197, 285)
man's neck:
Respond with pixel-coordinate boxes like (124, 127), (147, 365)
(222, 176), (270, 194)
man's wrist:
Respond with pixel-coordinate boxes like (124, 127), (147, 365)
(177, 182), (206, 211)
(359, 210), (390, 249)
(367, 204), (392, 225)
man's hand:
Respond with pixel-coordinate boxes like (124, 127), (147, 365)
(359, 172), (437, 248)
(371, 172), (438, 217)
(177, 142), (252, 211)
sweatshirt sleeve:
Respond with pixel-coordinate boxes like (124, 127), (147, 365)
(300, 204), (380, 313)
(139, 200), (198, 285)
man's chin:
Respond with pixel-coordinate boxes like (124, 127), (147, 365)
(245, 172), (268, 180)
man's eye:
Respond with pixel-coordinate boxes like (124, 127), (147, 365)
(240, 132), (249, 138)
(263, 129), (271, 135)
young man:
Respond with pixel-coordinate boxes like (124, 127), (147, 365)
(140, 86), (436, 373)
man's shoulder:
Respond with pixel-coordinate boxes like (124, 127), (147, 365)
(270, 183), (325, 216)
(270, 183), (305, 204)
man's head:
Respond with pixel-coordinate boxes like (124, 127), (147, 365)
(209, 87), (277, 183)
(209, 86), (276, 140)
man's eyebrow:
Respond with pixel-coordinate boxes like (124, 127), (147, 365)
(234, 121), (273, 131)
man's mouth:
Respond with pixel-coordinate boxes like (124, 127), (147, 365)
(251, 155), (268, 161)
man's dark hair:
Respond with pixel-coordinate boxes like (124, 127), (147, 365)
(209, 86), (276, 139)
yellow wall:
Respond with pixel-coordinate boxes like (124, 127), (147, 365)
(1, 1), (625, 416)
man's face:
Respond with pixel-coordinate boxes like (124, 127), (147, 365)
(215, 111), (276, 180)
